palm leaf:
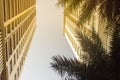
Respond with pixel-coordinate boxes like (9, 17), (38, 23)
(75, 27), (108, 65)
(109, 25), (120, 80)
(77, 0), (98, 26)
(57, 0), (83, 14)
(57, 0), (70, 7)
(50, 55), (87, 79)
(50, 55), (113, 80)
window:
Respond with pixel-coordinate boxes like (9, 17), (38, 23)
(15, 32), (18, 46)
(7, 24), (11, 33)
(3, 0), (6, 22)
(11, 0), (14, 17)
(16, 51), (19, 60)
(17, 68), (19, 78)
(6, 42), (8, 61)
(14, 54), (16, 66)
(13, 34), (16, 49)
(12, 22), (14, 30)
(7, 0), (10, 19)
(9, 38), (12, 55)
(10, 60), (13, 73)
(14, 74), (17, 80)
(0, 71), (4, 80)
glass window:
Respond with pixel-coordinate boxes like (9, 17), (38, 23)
(14, 74), (16, 80)
(10, 60), (12, 73)
(14, 54), (16, 66)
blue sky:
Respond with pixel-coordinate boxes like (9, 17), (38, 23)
(20, 0), (74, 80)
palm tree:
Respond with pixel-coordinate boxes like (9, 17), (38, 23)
(50, 28), (113, 80)
(50, 55), (86, 80)
(50, 55), (112, 80)
(57, 0), (120, 26)
(56, 0), (120, 80)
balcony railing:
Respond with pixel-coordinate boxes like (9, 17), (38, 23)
(0, 31), (4, 73)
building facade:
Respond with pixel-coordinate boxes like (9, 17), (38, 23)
(64, 6), (109, 62)
(0, 0), (36, 80)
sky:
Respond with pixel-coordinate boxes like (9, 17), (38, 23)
(20, 0), (74, 80)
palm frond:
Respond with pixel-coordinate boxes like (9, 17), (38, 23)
(109, 25), (120, 55)
(77, 0), (98, 26)
(57, 0), (83, 14)
(50, 55), (113, 80)
(54, 0), (120, 80)
(64, 0), (83, 13)
(98, 0), (116, 31)
(109, 25), (120, 80)
(57, 0), (70, 7)
(50, 55), (87, 79)
(99, 0), (114, 22)
(105, 0), (115, 22)
(75, 27), (108, 64)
